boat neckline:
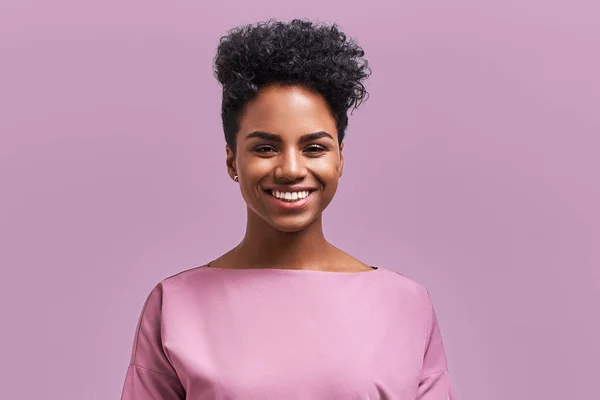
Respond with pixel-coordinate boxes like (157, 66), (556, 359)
(203, 263), (381, 275)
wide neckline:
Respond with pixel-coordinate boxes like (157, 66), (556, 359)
(203, 263), (380, 275)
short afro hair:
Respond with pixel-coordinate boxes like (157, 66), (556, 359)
(213, 19), (371, 154)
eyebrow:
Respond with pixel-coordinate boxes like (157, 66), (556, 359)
(245, 130), (334, 142)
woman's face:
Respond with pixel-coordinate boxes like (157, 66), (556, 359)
(226, 84), (344, 233)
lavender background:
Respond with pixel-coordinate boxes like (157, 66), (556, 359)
(1, 1), (598, 399)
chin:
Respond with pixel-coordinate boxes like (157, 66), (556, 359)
(268, 215), (317, 233)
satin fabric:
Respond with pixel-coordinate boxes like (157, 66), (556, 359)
(121, 264), (455, 399)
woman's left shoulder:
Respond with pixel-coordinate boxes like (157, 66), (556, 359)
(371, 265), (433, 303)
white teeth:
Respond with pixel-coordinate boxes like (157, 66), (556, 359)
(269, 190), (312, 202)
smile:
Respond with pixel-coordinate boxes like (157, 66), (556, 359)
(268, 190), (313, 202)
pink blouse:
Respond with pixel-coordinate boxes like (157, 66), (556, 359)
(120, 264), (455, 399)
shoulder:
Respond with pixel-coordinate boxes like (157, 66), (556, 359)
(374, 267), (441, 342)
(153, 263), (217, 296)
(138, 264), (212, 308)
(376, 267), (431, 297)
(160, 263), (210, 285)
(373, 266), (436, 316)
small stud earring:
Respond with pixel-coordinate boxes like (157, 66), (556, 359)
(233, 175), (239, 182)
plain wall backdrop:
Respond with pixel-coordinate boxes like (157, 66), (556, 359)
(1, 1), (598, 399)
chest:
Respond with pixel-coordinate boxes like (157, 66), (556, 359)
(164, 299), (425, 399)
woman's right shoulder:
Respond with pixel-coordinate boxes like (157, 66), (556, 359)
(134, 263), (214, 319)
(151, 262), (215, 293)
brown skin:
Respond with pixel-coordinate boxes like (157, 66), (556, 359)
(209, 84), (374, 273)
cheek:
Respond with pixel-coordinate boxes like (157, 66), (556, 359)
(311, 157), (341, 187)
(237, 159), (271, 200)
(237, 155), (270, 183)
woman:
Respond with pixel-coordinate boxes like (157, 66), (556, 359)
(121, 19), (455, 399)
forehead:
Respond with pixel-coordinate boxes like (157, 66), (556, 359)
(238, 85), (337, 137)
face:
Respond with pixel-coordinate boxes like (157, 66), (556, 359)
(226, 84), (344, 233)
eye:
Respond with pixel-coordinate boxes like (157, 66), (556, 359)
(253, 145), (277, 154)
(304, 144), (327, 154)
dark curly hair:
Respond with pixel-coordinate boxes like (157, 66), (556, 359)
(213, 19), (371, 154)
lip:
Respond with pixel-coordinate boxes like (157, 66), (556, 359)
(263, 186), (318, 192)
(262, 188), (317, 211)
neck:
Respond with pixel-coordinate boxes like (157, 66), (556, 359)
(233, 208), (333, 270)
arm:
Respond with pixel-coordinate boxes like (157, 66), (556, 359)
(120, 283), (186, 399)
(416, 290), (455, 400)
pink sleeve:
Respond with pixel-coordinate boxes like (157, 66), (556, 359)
(416, 290), (456, 400)
(120, 284), (186, 400)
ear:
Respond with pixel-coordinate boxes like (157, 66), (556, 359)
(225, 145), (237, 181)
(339, 141), (344, 178)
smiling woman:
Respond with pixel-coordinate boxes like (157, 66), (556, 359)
(120, 19), (455, 400)
(231, 85), (343, 233)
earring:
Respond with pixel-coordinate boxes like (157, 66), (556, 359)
(233, 175), (239, 182)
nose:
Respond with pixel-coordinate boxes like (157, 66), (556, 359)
(274, 149), (307, 182)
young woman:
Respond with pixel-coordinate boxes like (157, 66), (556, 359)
(121, 19), (455, 399)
